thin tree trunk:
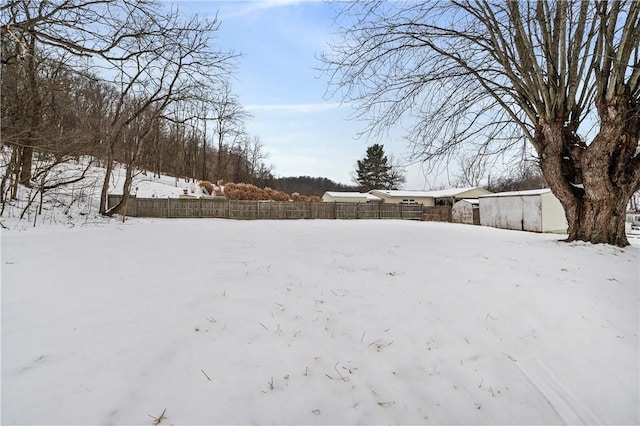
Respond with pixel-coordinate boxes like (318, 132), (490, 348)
(0, 146), (18, 205)
(20, 33), (39, 187)
(106, 130), (151, 217)
(18, 145), (33, 186)
(99, 149), (114, 214)
(106, 164), (134, 219)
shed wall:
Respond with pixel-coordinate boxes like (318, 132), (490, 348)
(480, 195), (543, 232)
(541, 192), (568, 233)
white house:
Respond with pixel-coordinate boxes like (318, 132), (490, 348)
(452, 199), (480, 225)
(479, 188), (568, 233)
(321, 191), (382, 203)
(369, 187), (491, 206)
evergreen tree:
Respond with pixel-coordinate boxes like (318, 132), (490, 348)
(354, 144), (405, 191)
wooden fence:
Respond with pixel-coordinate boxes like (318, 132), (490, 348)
(107, 195), (425, 220)
(423, 205), (453, 222)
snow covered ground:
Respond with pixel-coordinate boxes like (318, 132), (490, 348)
(2, 217), (638, 425)
(0, 160), (207, 229)
(1, 159), (639, 424)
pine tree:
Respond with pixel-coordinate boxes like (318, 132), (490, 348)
(354, 144), (404, 191)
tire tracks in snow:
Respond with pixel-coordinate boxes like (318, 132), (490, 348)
(511, 356), (601, 424)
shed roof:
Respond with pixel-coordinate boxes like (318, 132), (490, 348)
(479, 188), (552, 198)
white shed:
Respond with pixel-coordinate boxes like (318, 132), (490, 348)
(479, 188), (568, 233)
(452, 199), (480, 225)
(321, 191), (382, 203)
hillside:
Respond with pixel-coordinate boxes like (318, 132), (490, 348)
(0, 160), (198, 228)
(0, 160), (342, 228)
(272, 176), (359, 197)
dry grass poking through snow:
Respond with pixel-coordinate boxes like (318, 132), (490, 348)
(1, 219), (638, 425)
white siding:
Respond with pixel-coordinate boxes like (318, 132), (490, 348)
(480, 194), (542, 232)
(322, 192), (381, 203)
(480, 189), (568, 234)
(322, 194), (363, 203)
(369, 192), (434, 205)
(369, 188), (490, 206)
(540, 192), (568, 233)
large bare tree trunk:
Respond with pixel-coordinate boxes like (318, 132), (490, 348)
(568, 192), (630, 246)
(569, 93), (640, 246)
(537, 100), (639, 247)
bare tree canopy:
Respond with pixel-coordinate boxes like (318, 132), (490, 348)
(322, 0), (640, 246)
(1, 0), (254, 219)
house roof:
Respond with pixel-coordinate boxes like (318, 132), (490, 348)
(323, 191), (382, 201)
(459, 198), (480, 205)
(370, 187), (487, 198)
(479, 188), (552, 198)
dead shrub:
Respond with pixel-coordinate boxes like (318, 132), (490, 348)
(223, 182), (267, 200)
(223, 183), (243, 200)
(199, 181), (215, 195)
(292, 192), (321, 202)
(264, 187), (290, 201)
(223, 183), (294, 201)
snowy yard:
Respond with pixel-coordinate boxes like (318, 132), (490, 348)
(2, 219), (638, 425)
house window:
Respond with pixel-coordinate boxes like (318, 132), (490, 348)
(401, 199), (417, 204)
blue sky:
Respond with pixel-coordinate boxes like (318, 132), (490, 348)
(168, 0), (433, 188)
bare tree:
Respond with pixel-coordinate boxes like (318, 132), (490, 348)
(455, 154), (490, 188)
(186, 83), (250, 183)
(209, 81), (251, 181)
(323, 1), (640, 246)
(98, 7), (235, 217)
(1, 0), (155, 187)
(0, 31), (105, 216)
(246, 136), (269, 185)
(1, 1), (237, 218)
